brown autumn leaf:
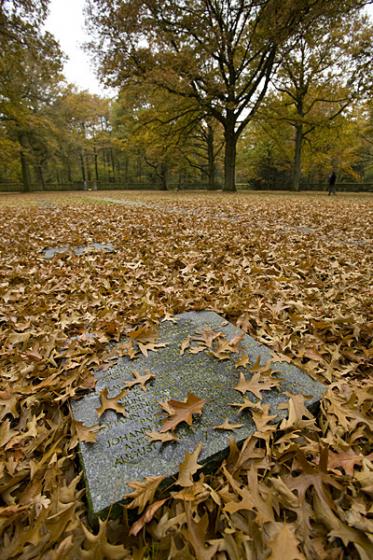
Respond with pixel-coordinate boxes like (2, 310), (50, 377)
(214, 419), (244, 431)
(279, 394), (316, 430)
(138, 341), (167, 357)
(71, 419), (102, 447)
(129, 498), (167, 536)
(235, 372), (280, 398)
(160, 393), (206, 433)
(230, 397), (261, 414)
(235, 353), (250, 368)
(176, 443), (203, 487)
(146, 431), (179, 443)
(180, 335), (191, 355)
(326, 448), (370, 476)
(80, 519), (128, 559)
(124, 369), (155, 391)
(267, 522), (305, 560)
(96, 387), (127, 418)
(182, 509), (219, 560)
(125, 475), (165, 513)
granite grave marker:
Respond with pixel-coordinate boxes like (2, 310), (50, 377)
(42, 242), (115, 259)
(71, 311), (325, 517)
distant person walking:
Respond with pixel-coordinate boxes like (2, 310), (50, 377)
(328, 171), (337, 195)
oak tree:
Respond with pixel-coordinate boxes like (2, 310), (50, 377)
(86, 0), (370, 191)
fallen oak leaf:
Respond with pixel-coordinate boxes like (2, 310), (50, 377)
(279, 394), (316, 431)
(179, 335), (191, 355)
(230, 398), (261, 414)
(176, 443), (203, 487)
(267, 522), (305, 560)
(182, 509), (219, 560)
(96, 387), (127, 418)
(189, 345), (206, 354)
(325, 448), (370, 476)
(146, 431), (179, 443)
(71, 419), (102, 446)
(235, 353), (250, 368)
(125, 475), (165, 513)
(235, 372), (280, 399)
(125, 369), (155, 391)
(80, 519), (127, 559)
(214, 419), (244, 431)
(129, 498), (167, 536)
(138, 341), (167, 357)
(160, 393), (206, 433)
(161, 311), (178, 323)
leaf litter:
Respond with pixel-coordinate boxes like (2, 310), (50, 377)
(0, 191), (372, 558)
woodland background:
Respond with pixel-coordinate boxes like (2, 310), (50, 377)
(1, 1), (373, 193)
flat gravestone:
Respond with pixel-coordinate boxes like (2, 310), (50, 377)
(42, 242), (115, 259)
(71, 311), (325, 518)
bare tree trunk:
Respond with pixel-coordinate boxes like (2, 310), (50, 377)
(207, 122), (216, 190)
(110, 149), (116, 182)
(81, 150), (88, 190)
(223, 114), (237, 192)
(124, 155), (129, 183)
(66, 156), (73, 183)
(159, 162), (168, 190)
(36, 164), (46, 190)
(18, 133), (32, 192)
(292, 123), (303, 191)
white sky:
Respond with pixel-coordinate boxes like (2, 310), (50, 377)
(45, 0), (373, 98)
(45, 0), (107, 96)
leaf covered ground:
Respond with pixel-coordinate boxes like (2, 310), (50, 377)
(0, 191), (372, 559)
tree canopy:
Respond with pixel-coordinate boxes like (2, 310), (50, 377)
(86, 0), (372, 191)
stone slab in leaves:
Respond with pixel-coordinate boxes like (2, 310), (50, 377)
(71, 311), (325, 517)
(42, 242), (115, 259)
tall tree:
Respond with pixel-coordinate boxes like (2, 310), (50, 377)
(86, 0), (370, 192)
(0, 0), (64, 191)
(271, 12), (373, 190)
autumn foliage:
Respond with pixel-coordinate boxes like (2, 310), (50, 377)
(0, 191), (372, 559)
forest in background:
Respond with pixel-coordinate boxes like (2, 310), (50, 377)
(1, 0), (373, 192)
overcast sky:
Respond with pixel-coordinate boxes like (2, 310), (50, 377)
(46, 0), (373, 97)
(45, 0), (106, 95)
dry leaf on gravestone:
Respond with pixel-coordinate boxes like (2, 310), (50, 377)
(279, 394), (316, 430)
(125, 369), (155, 391)
(96, 388), (127, 418)
(160, 393), (206, 432)
(230, 398), (262, 414)
(71, 419), (102, 447)
(146, 431), (179, 443)
(235, 353), (250, 368)
(138, 341), (167, 357)
(125, 475), (165, 513)
(179, 335), (191, 355)
(235, 372), (280, 399)
(176, 443), (203, 487)
(214, 419), (244, 431)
